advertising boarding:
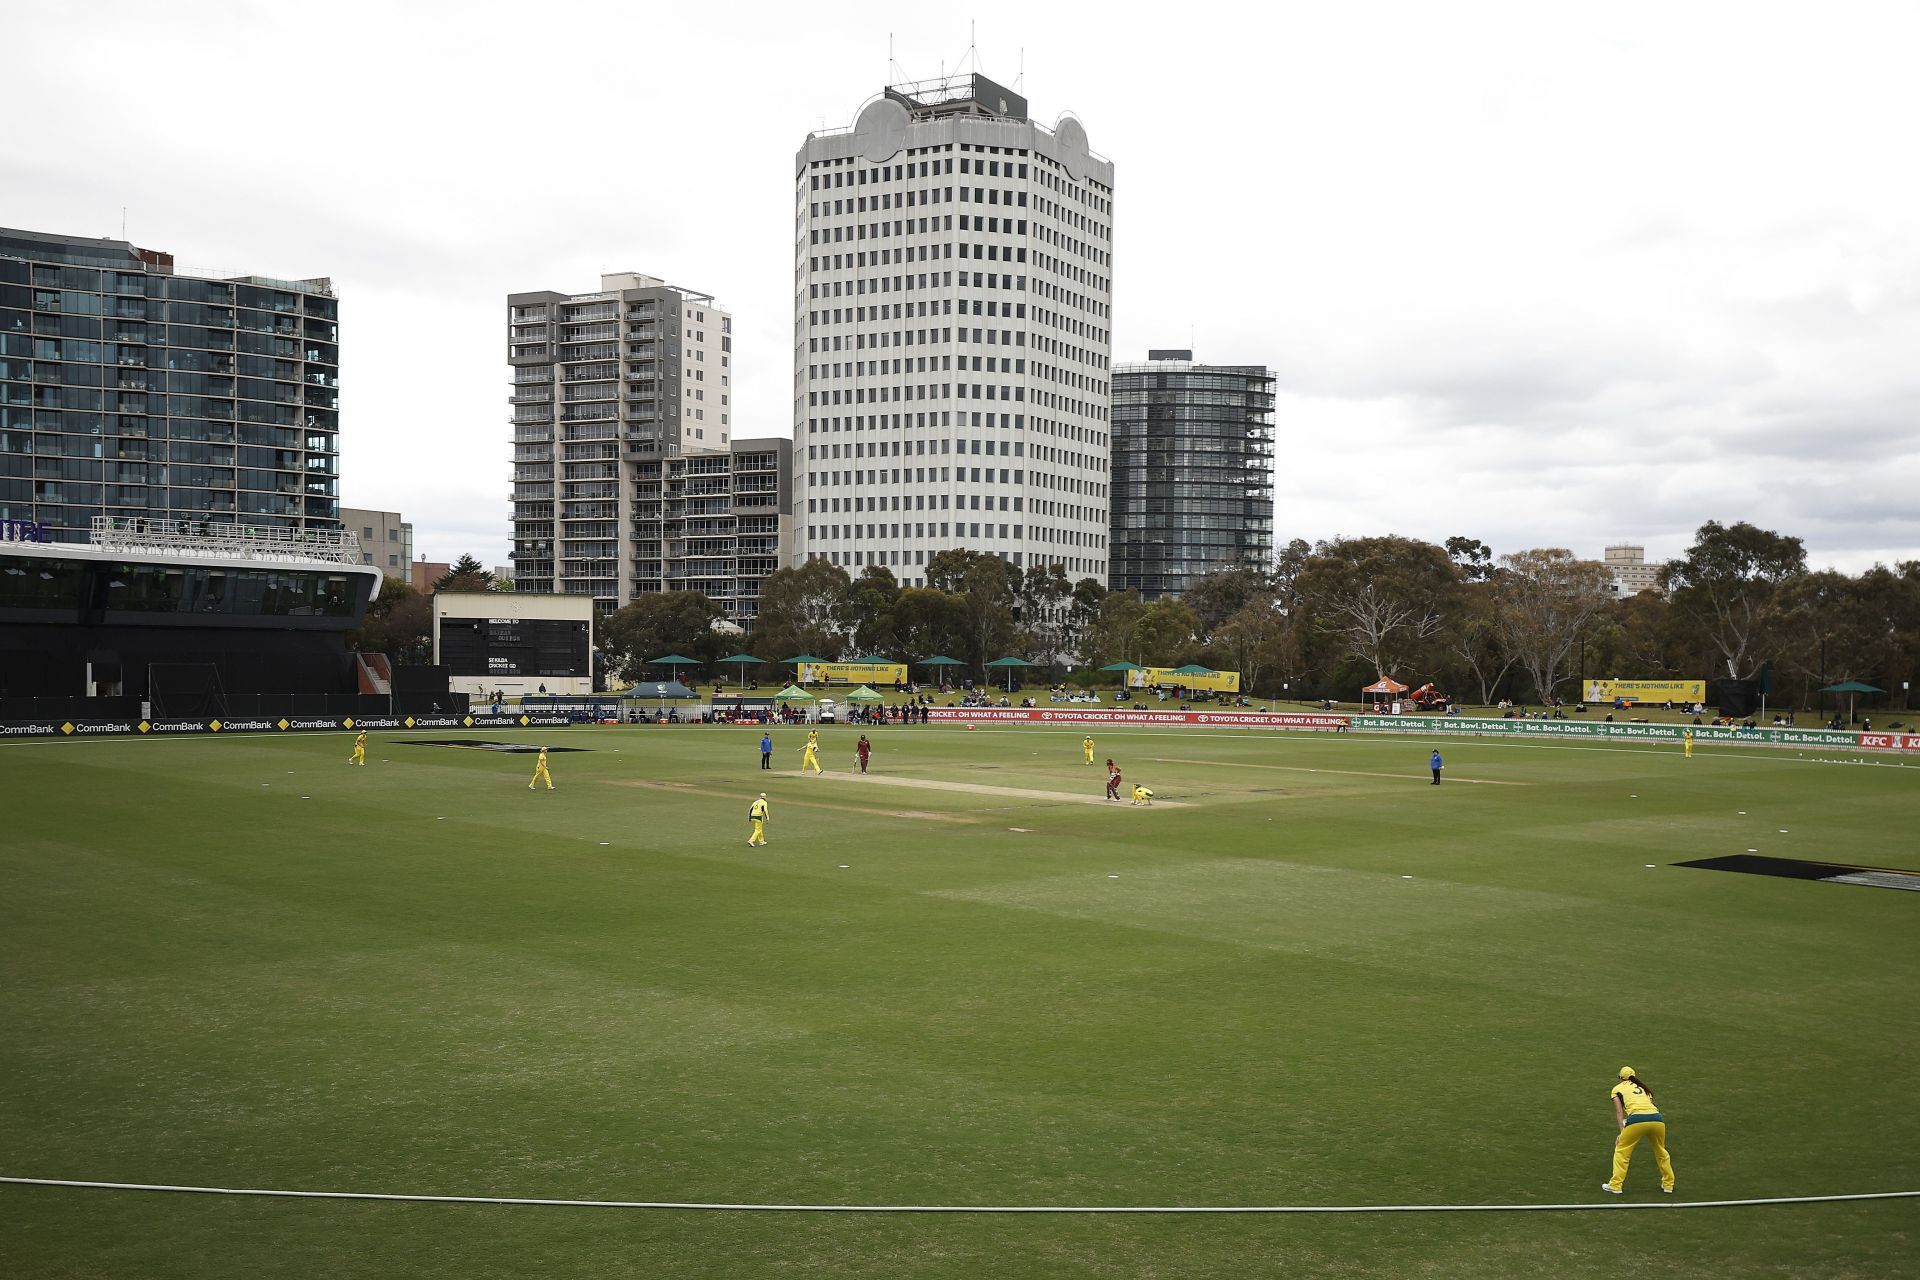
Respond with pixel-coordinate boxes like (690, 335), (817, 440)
(1125, 666), (1243, 694)
(927, 708), (1344, 730)
(798, 662), (909, 687)
(1582, 679), (1707, 704)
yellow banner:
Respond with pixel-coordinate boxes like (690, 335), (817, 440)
(1583, 679), (1707, 703)
(1127, 666), (1242, 693)
(799, 662), (908, 687)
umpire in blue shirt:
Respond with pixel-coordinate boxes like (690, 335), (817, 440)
(1430, 748), (1443, 785)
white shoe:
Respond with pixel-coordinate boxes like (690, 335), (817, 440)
(1662, 1188), (1674, 1194)
(1600, 1184), (1621, 1195)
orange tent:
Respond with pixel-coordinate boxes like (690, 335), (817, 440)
(1361, 677), (1409, 695)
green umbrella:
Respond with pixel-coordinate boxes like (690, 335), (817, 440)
(918, 655), (964, 690)
(844, 685), (885, 704)
(853, 655), (895, 665)
(1818, 680), (1884, 725)
(716, 652), (765, 688)
(985, 655), (1036, 692)
(1170, 663), (1217, 676)
(1098, 661), (1145, 672)
(771, 684), (816, 702)
(648, 654), (701, 668)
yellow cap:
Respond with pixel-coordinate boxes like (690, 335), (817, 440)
(1619, 1066), (1635, 1079)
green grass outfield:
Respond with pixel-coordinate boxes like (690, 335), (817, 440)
(1, 724), (1915, 1278)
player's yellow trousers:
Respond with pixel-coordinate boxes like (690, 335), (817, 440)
(749, 820), (767, 846)
(1609, 1120), (1674, 1192)
(349, 748), (364, 765)
(529, 765), (553, 790)
(802, 749), (822, 774)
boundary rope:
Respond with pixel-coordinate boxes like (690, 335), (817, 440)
(2, 1177), (1915, 1214)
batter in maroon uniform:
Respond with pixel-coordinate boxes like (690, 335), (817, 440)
(856, 734), (872, 774)
(1105, 758), (1123, 801)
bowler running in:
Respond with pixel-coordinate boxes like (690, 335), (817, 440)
(1083, 735), (1096, 765)
(801, 730), (823, 775)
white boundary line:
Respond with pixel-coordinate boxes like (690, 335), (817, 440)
(0, 1177), (1914, 1214)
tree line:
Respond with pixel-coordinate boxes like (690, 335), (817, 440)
(363, 530), (1920, 711)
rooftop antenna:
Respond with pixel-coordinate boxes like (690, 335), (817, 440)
(121, 207), (127, 239)
(1016, 47), (1024, 93)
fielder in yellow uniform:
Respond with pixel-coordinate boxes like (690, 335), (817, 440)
(528, 745), (554, 790)
(747, 793), (770, 846)
(348, 730), (367, 766)
(1684, 729), (1694, 759)
(1083, 735), (1096, 764)
(1602, 1067), (1675, 1194)
(801, 729), (823, 775)
(1131, 784), (1153, 806)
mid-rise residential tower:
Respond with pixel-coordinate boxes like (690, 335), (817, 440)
(508, 273), (732, 612)
(631, 436), (791, 630)
(1109, 350), (1275, 598)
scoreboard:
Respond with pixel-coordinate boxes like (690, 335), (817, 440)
(439, 616), (589, 678)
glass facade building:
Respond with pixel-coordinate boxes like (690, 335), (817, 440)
(1109, 351), (1275, 598)
(0, 227), (341, 540)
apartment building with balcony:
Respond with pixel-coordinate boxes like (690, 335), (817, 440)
(629, 436), (792, 629)
(1, 226), (341, 538)
(508, 272), (731, 612)
(1109, 350), (1275, 598)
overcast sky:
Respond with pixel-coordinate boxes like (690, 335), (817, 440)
(9, 1), (1918, 574)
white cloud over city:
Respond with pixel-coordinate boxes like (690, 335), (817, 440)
(7, 0), (1917, 571)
